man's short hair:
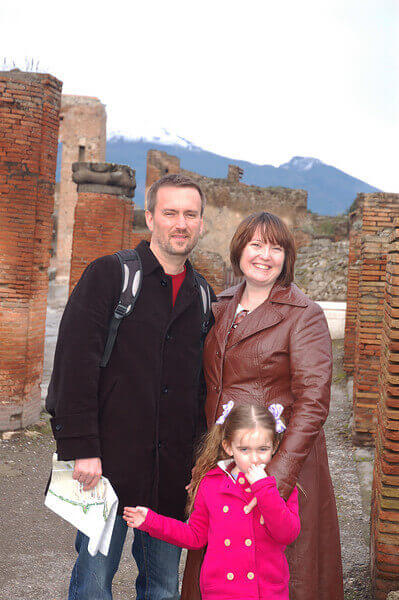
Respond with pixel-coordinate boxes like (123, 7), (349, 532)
(147, 173), (206, 215)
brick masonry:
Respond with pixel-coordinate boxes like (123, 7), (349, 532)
(0, 69), (62, 430)
(345, 194), (399, 445)
(69, 162), (136, 294)
(56, 95), (106, 285)
(370, 221), (399, 598)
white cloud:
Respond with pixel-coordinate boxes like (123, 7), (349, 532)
(1, 0), (398, 191)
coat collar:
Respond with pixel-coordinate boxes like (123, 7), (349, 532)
(212, 281), (308, 350)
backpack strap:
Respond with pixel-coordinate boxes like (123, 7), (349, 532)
(100, 249), (143, 368)
(194, 271), (212, 335)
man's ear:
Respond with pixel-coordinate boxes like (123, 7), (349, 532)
(222, 439), (233, 457)
(145, 209), (154, 232)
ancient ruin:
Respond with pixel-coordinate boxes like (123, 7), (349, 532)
(0, 69), (62, 429)
(371, 220), (399, 598)
(344, 194), (399, 445)
(56, 95), (106, 286)
(69, 162), (136, 294)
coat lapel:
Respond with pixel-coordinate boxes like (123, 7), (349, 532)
(226, 302), (284, 349)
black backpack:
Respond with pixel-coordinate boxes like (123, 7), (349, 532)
(99, 249), (212, 367)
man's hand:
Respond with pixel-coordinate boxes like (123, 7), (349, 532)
(123, 506), (149, 529)
(72, 457), (102, 491)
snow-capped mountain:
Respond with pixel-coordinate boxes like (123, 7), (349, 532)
(56, 133), (379, 215)
(280, 156), (322, 171)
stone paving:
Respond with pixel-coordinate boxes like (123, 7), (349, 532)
(0, 296), (376, 599)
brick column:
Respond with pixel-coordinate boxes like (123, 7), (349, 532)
(371, 221), (399, 598)
(0, 69), (62, 430)
(69, 162), (136, 294)
(352, 234), (389, 444)
(344, 202), (363, 373)
(191, 250), (227, 295)
(350, 194), (399, 445)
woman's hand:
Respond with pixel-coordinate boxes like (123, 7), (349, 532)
(246, 463), (267, 485)
(123, 506), (148, 528)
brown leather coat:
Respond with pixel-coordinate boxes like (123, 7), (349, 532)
(181, 281), (343, 600)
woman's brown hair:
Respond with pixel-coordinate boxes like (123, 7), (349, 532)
(229, 212), (296, 286)
(186, 403), (283, 515)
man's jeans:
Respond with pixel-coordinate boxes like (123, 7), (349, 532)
(68, 516), (182, 600)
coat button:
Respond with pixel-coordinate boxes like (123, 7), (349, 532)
(165, 332), (172, 341)
(238, 477), (245, 485)
(227, 573), (234, 581)
(55, 424), (62, 431)
(247, 572), (255, 580)
(162, 386), (168, 394)
(161, 279), (167, 287)
(223, 505), (229, 513)
(260, 515), (265, 525)
(224, 538), (231, 546)
(245, 487), (251, 493)
(245, 538), (252, 546)
(216, 351), (220, 357)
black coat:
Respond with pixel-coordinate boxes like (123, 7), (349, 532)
(49, 241), (214, 520)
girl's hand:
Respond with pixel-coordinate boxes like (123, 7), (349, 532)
(246, 463), (267, 485)
(123, 506), (148, 528)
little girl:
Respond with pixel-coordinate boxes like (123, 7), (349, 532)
(124, 402), (300, 600)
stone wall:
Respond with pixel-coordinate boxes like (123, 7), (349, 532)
(294, 239), (349, 301)
(0, 69), (62, 430)
(56, 95), (106, 285)
(371, 221), (399, 598)
(69, 162), (136, 294)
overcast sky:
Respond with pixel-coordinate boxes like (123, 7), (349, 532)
(2, 0), (398, 191)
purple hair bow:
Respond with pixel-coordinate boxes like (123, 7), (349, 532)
(216, 401), (234, 425)
(268, 403), (286, 433)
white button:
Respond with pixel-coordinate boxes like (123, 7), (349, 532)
(245, 487), (251, 492)
(227, 572), (234, 580)
(243, 506), (249, 514)
(260, 515), (264, 524)
(224, 538), (231, 546)
(223, 505), (229, 513)
(238, 477), (245, 484)
(247, 572), (255, 580)
(245, 538), (252, 546)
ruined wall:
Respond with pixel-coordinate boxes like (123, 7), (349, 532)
(344, 200), (363, 373)
(56, 95), (106, 285)
(344, 194), (399, 445)
(0, 69), (62, 430)
(69, 163), (136, 294)
(146, 150), (309, 266)
(371, 221), (399, 599)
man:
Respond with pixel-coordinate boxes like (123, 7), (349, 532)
(48, 174), (214, 600)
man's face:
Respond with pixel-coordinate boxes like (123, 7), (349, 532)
(145, 185), (204, 257)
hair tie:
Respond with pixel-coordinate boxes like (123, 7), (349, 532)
(268, 403), (286, 433)
(216, 401), (234, 425)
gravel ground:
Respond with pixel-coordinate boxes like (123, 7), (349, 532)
(0, 296), (374, 599)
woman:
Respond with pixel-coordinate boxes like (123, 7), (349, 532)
(181, 212), (343, 600)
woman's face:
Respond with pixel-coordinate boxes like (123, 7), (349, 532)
(239, 230), (285, 289)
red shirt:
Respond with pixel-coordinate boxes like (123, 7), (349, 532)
(167, 266), (186, 306)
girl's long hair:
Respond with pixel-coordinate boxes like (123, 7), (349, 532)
(186, 403), (282, 515)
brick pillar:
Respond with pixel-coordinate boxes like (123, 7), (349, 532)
(352, 234), (389, 444)
(344, 202), (363, 373)
(371, 221), (399, 599)
(56, 96), (106, 286)
(69, 162), (136, 294)
(350, 194), (399, 445)
(0, 69), (62, 430)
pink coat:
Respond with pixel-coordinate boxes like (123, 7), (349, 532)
(139, 461), (300, 600)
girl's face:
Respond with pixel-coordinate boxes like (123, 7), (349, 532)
(239, 229), (285, 289)
(222, 427), (275, 475)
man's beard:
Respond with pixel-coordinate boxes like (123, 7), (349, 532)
(156, 231), (200, 256)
